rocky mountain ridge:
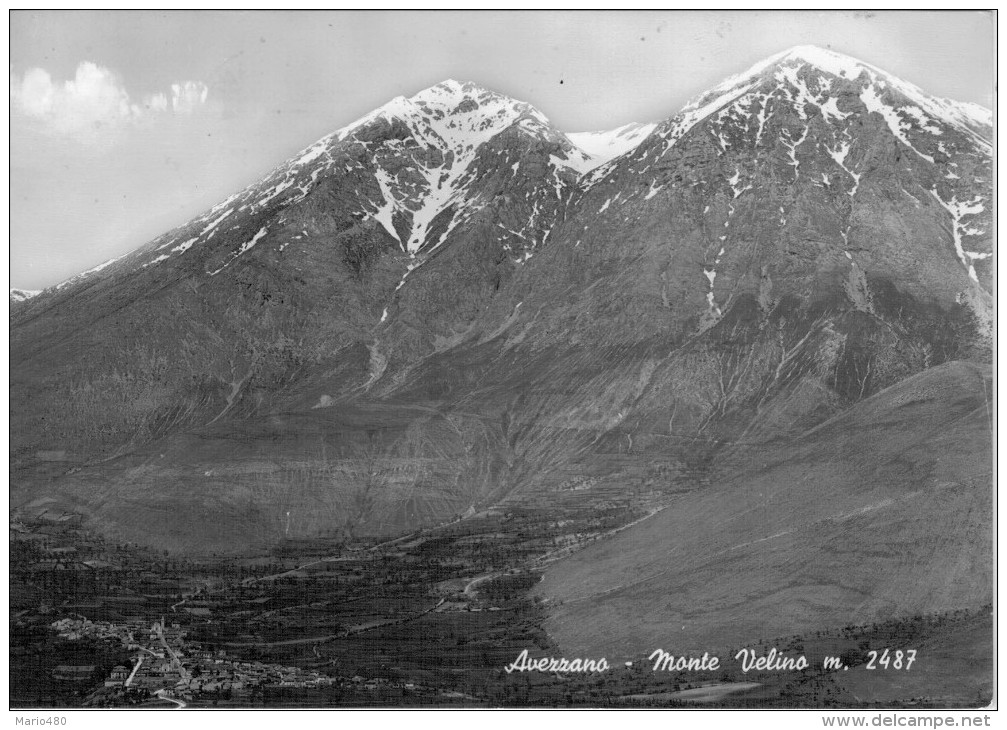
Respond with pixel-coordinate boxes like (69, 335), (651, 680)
(10, 46), (992, 557)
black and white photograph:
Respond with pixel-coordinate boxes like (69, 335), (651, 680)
(8, 9), (996, 716)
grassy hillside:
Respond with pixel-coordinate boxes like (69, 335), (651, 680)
(537, 361), (992, 659)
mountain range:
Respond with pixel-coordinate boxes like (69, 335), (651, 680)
(10, 46), (992, 659)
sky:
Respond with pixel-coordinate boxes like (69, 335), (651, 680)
(9, 10), (996, 289)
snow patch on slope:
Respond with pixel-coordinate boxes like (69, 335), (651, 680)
(930, 190), (989, 283)
(860, 84), (934, 163)
(567, 122), (657, 171)
(371, 168), (403, 246)
(208, 226), (269, 276)
(10, 288), (40, 302)
(55, 255), (123, 289)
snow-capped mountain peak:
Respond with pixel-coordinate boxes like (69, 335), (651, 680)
(40, 55), (992, 297)
(39, 78), (594, 289)
(410, 78), (497, 107)
(333, 79), (541, 152)
(340, 81), (569, 255)
(86, 78), (592, 281)
(668, 45), (991, 149)
(579, 44), (992, 297)
(780, 45), (991, 132)
(774, 45), (874, 78)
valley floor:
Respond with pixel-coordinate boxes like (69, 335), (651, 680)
(9, 487), (993, 708)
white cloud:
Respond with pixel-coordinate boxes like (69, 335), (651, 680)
(15, 67), (57, 117)
(10, 61), (209, 140)
(171, 81), (209, 115)
(144, 92), (169, 113)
